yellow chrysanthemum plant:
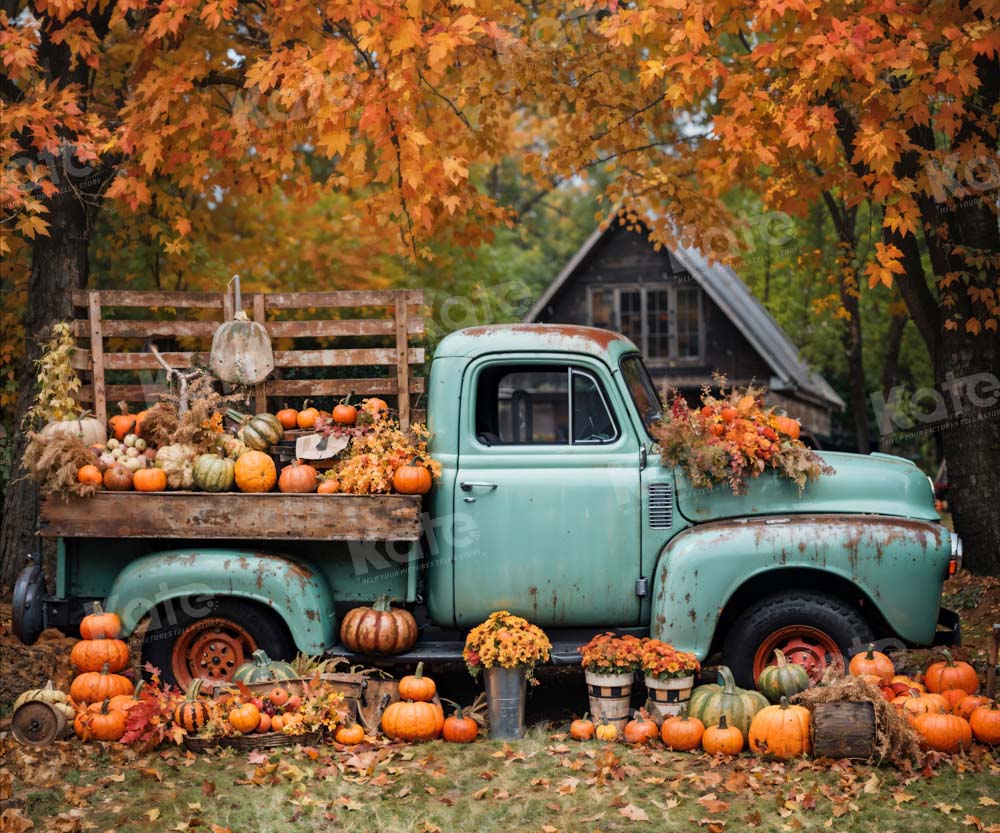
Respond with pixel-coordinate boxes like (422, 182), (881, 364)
(463, 611), (552, 685)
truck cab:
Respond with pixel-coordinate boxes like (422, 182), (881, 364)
(14, 323), (962, 689)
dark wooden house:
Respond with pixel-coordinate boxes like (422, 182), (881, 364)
(524, 219), (844, 436)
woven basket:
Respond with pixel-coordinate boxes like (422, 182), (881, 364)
(222, 730), (322, 750)
(213, 678), (310, 699)
(183, 735), (220, 753)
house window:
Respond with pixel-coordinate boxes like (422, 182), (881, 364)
(588, 285), (702, 362)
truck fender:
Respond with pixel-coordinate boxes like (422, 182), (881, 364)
(649, 514), (950, 659)
(105, 549), (337, 656)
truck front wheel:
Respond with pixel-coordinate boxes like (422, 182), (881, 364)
(142, 598), (296, 689)
(722, 591), (873, 689)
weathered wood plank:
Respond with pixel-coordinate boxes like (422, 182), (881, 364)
(395, 291), (412, 430)
(72, 320), (221, 338)
(263, 318), (424, 338)
(252, 294), (267, 414)
(99, 352), (210, 370)
(272, 348), (424, 367)
(87, 292), (107, 425)
(77, 385), (172, 404)
(264, 290), (424, 309)
(266, 377), (426, 397)
(39, 492), (423, 541)
(811, 702), (876, 760)
(72, 290), (224, 308)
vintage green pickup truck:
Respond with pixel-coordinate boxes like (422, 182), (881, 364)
(13, 324), (962, 689)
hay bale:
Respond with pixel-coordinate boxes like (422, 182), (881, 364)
(791, 675), (922, 767)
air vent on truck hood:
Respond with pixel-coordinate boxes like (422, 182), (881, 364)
(649, 483), (673, 529)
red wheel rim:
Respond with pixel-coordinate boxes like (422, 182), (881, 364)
(752, 625), (844, 683)
(171, 617), (257, 689)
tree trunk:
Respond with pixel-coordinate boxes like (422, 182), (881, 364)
(879, 312), (907, 453)
(0, 188), (92, 593)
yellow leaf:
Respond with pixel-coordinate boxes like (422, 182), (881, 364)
(145, 809), (161, 821)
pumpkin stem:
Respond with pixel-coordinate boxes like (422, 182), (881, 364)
(940, 649), (956, 667)
(864, 643), (876, 660)
(91, 601), (105, 615)
(371, 595), (394, 613)
(186, 678), (204, 701)
(133, 680), (146, 700)
(100, 662), (111, 675)
(413, 662), (424, 679)
(718, 714), (728, 730)
(100, 698), (111, 715)
(773, 649), (788, 667)
(251, 649), (271, 666)
(779, 696), (790, 709)
(718, 666), (737, 694)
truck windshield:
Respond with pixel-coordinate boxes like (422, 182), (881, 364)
(620, 354), (662, 434)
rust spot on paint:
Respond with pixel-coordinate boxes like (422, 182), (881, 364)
(688, 609), (697, 623)
(305, 609), (318, 621)
(458, 323), (628, 350)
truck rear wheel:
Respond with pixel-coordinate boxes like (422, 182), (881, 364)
(722, 591), (873, 689)
(142, 598), (296, 689)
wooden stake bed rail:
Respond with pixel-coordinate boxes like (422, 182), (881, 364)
(40, 493), (423, 542)
(69, 288), (425, 429)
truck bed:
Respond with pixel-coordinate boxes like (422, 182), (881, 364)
(39, 492), (422, 542)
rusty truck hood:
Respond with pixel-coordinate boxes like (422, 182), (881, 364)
(675, 451), (940, 523)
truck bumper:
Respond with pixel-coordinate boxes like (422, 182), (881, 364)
(12, 554), (96, 644)
(932, 607), (962, 647)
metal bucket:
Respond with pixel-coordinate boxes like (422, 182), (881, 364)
(585, 671), (634, 731)
(484, 666), (527, 739)
(643, 674), (694, 724)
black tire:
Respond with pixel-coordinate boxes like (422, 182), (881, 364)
(722, 591), (874, 689)
(142, 597), (296, 688)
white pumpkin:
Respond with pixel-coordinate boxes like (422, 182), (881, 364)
(13, 680), (75, 719)
(154, 443), (198, 489)
(41, 414), (107, 446)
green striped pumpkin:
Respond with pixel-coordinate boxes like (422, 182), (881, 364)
(231, 649), (298, 685)
(234, 412), (284, 451)
(192, 452), (236, 492)
(756, 649), (811, 703)
(686, 666), (769, 737)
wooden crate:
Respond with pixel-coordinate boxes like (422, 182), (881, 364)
(70, 288), (425, 429)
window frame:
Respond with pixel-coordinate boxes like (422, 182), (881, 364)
(586, 283), (704, 365)
(472, 362), (621, 448)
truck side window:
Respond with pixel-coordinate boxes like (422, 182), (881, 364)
(475, 365), (618, 445)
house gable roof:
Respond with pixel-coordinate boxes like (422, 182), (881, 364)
(524, 219), (845, 411)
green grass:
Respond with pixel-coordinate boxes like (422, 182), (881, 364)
(6, 731), (999, 833)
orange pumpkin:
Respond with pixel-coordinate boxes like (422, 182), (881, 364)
(133, 466), (167, 492)
(924, 650), (979, 695)
(441, 706), (478, 744)
(278, 460), (318, 493)
(660, 715), (705, 751)
(79, 602), (121, 640)
(234, 450), (277, 493)
(334, 721), (366, 745)
(109, 403), (137, 441)
(940, 689), (969, 712)
(955, 694), (991, 720)
(108, 680), (145, 712)
(702, 714), (744, 755)
(70, 663), (133, 704)
(229, 702), (261, 734)
(296, 401), (319, 429)
(398, 663), (437, 702)
(71, 637), (130, 672)
(381, 700), (444, 742)
(773, 415), (800, 440)
(570, 714), (595, 741)
(895, 689), (947, 723)
(848, 644), (894, 684)
(268, 687), (290, 708)
(256, 713), (273, 734)
(75, 699), (127, 742)
(77, 464), (103, 486)
(332, 400), (357, 425)
(363, 397), (389, 420)
(748, 697), (812, 760)
(913, 712), (973, 754)
(317, 477), (340, 494)
(969, 701), (1000, 745)
(133, 409), (150, 437)
(623, 712), (659, 745)
(392, 459), (433, 495)
(276, 407), (299, 430)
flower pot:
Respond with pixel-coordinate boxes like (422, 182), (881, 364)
(643, 674), (695, 723)
(585, 670), (634, 731)
(484, 666), (527, 740)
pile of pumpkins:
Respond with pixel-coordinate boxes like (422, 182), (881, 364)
(849, 644), (998, 753)
(74, 398), (432, 496)
(567, 645), (998, 759)
(68, 604), (138, 742)
(379, 664), (479, 744)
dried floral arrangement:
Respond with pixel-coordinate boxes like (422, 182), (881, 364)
(651, 375), (833, 495)
(333, 412), (441, 495)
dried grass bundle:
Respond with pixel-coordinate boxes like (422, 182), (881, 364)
(142, 370), (245, 453)
(22, 432), (98, 498)
(791, 675), (922, 767)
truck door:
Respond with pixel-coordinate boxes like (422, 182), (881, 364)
(453, 357), (642, 627)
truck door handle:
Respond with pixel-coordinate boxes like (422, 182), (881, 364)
(460, 481), (498, 492)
